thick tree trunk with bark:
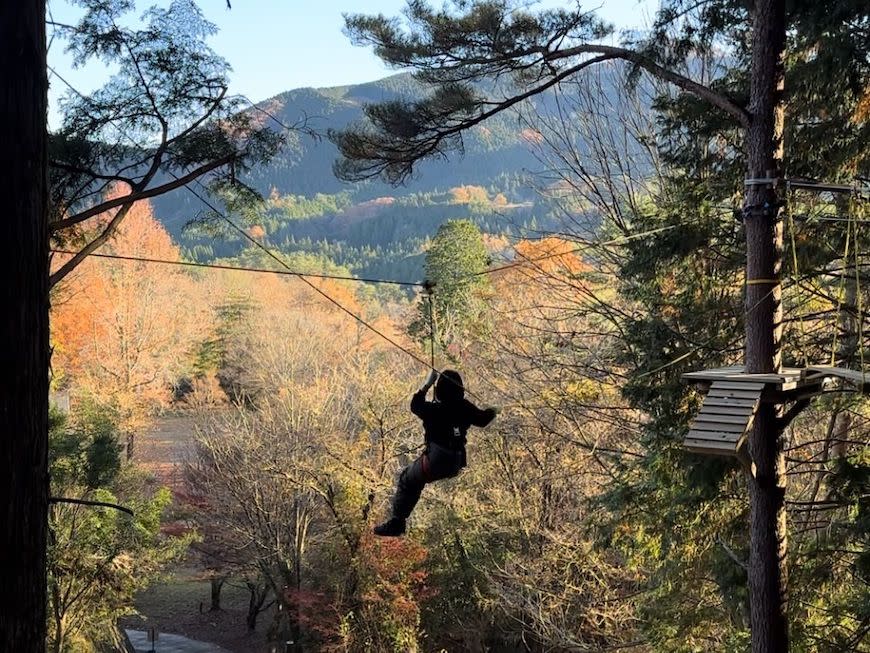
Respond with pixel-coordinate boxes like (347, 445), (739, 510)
(743, 0), (788, 650)
(0, 1), (50, 651)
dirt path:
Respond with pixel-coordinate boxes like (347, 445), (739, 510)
(121, 565), (274, 653)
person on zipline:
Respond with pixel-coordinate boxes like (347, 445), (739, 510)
(374, 369), (498, 537)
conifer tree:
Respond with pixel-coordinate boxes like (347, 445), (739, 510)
(409, 219), (490, 354)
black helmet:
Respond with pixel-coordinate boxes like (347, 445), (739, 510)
(434, 369), (464, 403)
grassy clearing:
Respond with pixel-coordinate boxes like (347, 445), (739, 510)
(120, 564), (276, 653)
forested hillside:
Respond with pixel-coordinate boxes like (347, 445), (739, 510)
(152, 73), (611, 281)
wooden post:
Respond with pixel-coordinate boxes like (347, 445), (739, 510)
(0, 1), (50, 651)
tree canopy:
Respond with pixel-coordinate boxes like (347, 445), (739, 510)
(330, 0), (753, 184)
(49, 0), (283, 286)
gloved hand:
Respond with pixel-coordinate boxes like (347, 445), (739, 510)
(420, 369), (438, 391)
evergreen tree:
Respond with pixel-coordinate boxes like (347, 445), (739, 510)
(410, 219), (491, 355)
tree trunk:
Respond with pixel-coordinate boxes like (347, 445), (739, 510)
(743, 0), (788, 650)
(210, 575), (226, 611)
(0, 1), (50, 652)
(245, 579), (270, 631)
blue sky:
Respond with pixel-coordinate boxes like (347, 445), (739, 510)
(47, 0), (658, 125)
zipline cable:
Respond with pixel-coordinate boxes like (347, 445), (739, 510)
(49, 248), (425, 288)
(188, 184), (431, 360)
(183, 180), (492, 397)
(47, 65), (729, 400)
(54, 222), (683, 291)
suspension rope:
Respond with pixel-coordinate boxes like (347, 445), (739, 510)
(852, 195), (865, 383)
(425, 281), (437, 371)
(830, 210), (853, 366)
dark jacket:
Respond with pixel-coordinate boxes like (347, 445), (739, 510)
(410, 389), (496, 452)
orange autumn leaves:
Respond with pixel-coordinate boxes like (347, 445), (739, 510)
(50, 190), (405, 425)
(51, 194), (206, 425)
(514, 237), (587, 273)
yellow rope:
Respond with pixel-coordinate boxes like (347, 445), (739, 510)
(746, 278), (780, 285)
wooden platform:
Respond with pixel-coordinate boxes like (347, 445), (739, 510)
(682, 365), (806, 391)
(682, 364), (869, 456)
(683, 364), (870, 394)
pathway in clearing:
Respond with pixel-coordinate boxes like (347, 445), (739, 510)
(126, 629), (233, 653)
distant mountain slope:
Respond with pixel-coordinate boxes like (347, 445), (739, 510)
(152, 73), (546, 232)
(150, 69), (635, 281)
(246, 73), (542, 197)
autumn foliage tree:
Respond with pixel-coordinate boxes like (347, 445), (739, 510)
(51, 189), (206, 446)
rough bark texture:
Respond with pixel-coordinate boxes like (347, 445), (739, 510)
(743, 0), (788, 650)
(0, 1), (50, 651)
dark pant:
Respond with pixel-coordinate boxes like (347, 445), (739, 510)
(392, 443), (465, 520)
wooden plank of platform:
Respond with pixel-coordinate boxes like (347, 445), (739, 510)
(685, 434), (744, 455)
(695, 413), (754, 424)
(703, 397), (759, 408)
(684, 439), (741, 456)
(699, 401), (757, 413)
(683, 366), (804, 385)
(686, 430), (743, 443)
(691, 420), (746, 433)
(706, 388), (766, 400)
(707, 381), (766, 391)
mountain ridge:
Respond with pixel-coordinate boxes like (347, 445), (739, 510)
(151, 69), (629, 280)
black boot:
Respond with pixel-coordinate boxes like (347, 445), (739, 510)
(373, 517), (406, 537)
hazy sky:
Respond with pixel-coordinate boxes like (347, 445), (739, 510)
(47, 0), (658, 125)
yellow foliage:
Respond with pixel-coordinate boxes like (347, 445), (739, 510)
(449, 185), (489, 204)
(852, 86), (870, 124)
